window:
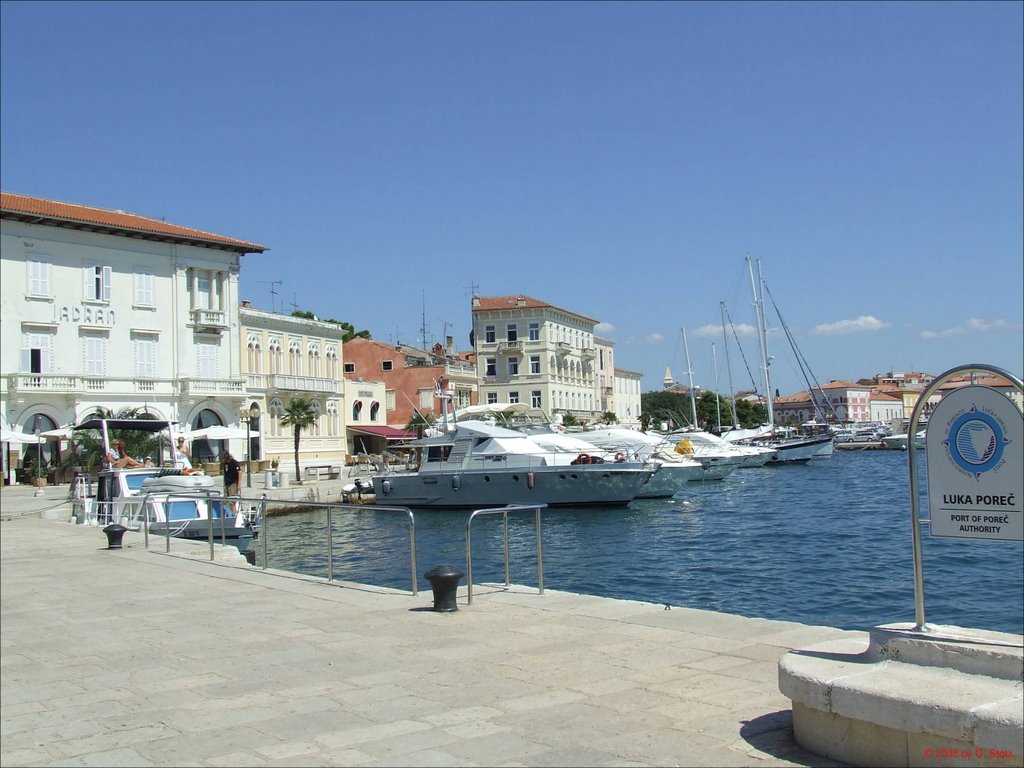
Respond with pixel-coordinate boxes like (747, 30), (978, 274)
(507, 357), (519, 376)
(529, 322), (540, 341)
(195, 272), (212, 309)
(486, 392), (498, 404)
(268, 398), (285, 437)
(84, 264), (112, 302)
(485, 358), (496, 377)
(247, 335), (262, 373)
(506, 323), (518, 342)
(288, 340), (302, 375)
(344, 362), (355, 373)
(386, 391), (396, 410)
(530, 355), (541, 374)
(325, 345), (339, 379)
(27, 260), (51, 297)
(419, 389), (434, 409)
(370, 402), (380, 422)
(308, 343), (321, 378)
(382, 360), (393, 372)
(352, 400), (363, 421)
(269, 338), (282, 374)
(134, 335), (157, 378)
(309, 400), (322, 436)
(485, 325), (496, 343)
(325, 401), (339, 436)
(532, 390), (542, 408)
(134, 271), (155, 306)
(509, 391), (519, 404)
(197, 341), (218, 378)
(21, 330), (53, 376)
(83, 334), (107, 376)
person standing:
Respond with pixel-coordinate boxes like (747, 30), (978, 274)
(173, 436), (192, 470)
(223, 450), (241, 497)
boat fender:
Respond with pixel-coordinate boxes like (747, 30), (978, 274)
(675, 440), (693, 456)
(527, 471), (534, 489)
(452, 474), (461, 490)
(614, 452), (626, 463)
(381, 480), (391, 495)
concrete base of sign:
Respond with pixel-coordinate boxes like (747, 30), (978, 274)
(779, 623), (1023, 768)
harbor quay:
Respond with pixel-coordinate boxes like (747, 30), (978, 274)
(0, 483), (864, 768)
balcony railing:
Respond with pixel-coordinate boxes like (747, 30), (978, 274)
(189, 309), (228, 329)
(555, 341), (571, 353)
(445, 361), (477, 377)
(498, 341), (523, 353)
(580, 347), (595, 359)
(179, 377), (246, 395)
(269, 374), (338, 394)
(9, 373), (172, 395)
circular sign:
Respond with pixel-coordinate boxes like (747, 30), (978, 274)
(947, 407), (1004, 475)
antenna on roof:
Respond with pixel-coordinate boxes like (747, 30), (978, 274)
(256, 280), (282, 313)
(290, 292), (299, 313)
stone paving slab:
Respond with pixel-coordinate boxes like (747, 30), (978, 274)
(1, 483), (858, 767)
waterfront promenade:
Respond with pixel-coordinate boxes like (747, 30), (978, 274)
(1, 482), (856, 767)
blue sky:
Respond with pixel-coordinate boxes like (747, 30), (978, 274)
(2, 1), (1021, 397)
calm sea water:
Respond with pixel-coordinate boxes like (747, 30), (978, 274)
(257, 450), (1024, 634)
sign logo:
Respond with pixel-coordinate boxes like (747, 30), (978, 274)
(945, 406), (1006, 478)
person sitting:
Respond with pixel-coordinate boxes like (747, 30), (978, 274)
(105, 440), (144, 469)
(173, 436), (192, 470)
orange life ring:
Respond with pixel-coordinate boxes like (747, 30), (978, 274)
(614, 452), (626, 463)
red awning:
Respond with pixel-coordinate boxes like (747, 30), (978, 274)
(347, 426), (417, 440)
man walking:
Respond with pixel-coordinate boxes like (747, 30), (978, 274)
(223, 451), (241, 497)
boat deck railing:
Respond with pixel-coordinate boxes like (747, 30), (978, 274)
(465, 503), (547, 605)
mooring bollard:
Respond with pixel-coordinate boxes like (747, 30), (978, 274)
(102, 523), (128, 549)
(424, 564), (465, 612)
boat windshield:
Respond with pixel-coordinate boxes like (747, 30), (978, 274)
(167, 500), (199, 521)
(209, 500), (230, 519)
(124, 470), (163, 492)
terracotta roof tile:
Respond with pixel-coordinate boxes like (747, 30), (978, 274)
(472, 295), (552, 311)
(1, 192), (266, 253)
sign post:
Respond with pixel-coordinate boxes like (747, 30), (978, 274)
(906, 364), (1023, 631)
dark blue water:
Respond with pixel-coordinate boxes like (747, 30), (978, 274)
(258, 450), (1024, 634)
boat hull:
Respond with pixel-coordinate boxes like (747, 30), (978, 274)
(373, 465), (655, 508)
(765, 434), (835, 464)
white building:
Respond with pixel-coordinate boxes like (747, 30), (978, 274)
(471, 294), (601, 423)
(1, 192), (266, 473)
(613, 367), (643, 429)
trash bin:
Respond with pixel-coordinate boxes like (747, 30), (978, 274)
(264, 470), (277, 489)
(424, 565), (465, 612)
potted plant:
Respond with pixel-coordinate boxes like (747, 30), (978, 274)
(27, 459), (48, 487)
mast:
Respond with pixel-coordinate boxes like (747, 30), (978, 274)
(712, 342), (722, 432)
(682, 327), (698, 429)
(747, 255), (774, 430)
(720, 301), (739, 427)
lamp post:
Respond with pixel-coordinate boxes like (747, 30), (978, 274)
(239, 403), (258, 488)
(33, 415), (44, 497)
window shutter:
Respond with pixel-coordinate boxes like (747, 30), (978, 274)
(83, 265), (93, 299)
(102, 266), (112, 301)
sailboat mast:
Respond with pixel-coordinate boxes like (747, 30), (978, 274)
(747, 256), (774, 429)
(712, 342), (722, 432)
(720, 301), (739, 427)
(682, 327), (698, 429)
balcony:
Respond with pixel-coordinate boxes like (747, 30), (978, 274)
(179, 377), (246, 395)
(498, 341), (523, 353)
(269, 374), (338, 395)
(189, 308), (228, 331)
(8, 373), (175, 396)
(580, 346), (595, 359)
(555, 341), (571, 354)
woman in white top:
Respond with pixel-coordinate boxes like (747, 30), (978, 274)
(173, 436), (192, 470)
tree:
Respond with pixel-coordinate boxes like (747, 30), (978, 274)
(280, 397), (316, 481)
(76, 407), (162, 469)
(406, 411), (434, 438)
(600, 411), (618, 425)
(291, 310), (371, 342)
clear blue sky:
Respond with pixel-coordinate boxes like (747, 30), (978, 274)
(2, 1), (1021, 397)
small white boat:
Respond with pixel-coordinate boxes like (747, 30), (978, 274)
(881, 431), (927, 451)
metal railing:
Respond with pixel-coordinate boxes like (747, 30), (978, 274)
(257, 500), (418, 595)
(465, 503), (547, 605)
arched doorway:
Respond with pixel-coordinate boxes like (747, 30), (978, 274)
(19, 414), (57, 476)
(190, 408), (223, 464)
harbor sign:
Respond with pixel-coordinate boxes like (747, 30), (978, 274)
(926, 385), (1023, 541)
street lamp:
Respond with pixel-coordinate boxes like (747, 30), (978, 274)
(239, 403), (258, 488)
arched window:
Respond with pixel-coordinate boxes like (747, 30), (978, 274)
(325, 400), (339, 436)
(309, 399), (322, 436)
(268, 398), (285, 438)
(370, 401), (380, 422)
(288, 340), (302, 375)
(247, 334), (262, 374)
(325, 345), (338, 379)
(190, 408), (224, 463)
(352, 400), (363, 422)
(269, 338), (282, 375)
(308, 342), (321, 378)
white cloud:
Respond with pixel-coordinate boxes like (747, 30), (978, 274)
(594, 321), (615, 334)
(920, 318), (1016, 339)
(694, 322), (758, 338)
(812, 315), (889, 336)
(642, 332), (664, 345)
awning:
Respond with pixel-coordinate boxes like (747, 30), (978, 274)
(347, 426), (417, 440)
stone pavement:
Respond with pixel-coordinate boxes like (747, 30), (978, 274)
(1, 482), (858, 767)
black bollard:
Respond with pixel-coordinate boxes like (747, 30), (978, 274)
(242, 547), (256, 566)
(102, 523), (128, 549)
(424, 564), (465, 612)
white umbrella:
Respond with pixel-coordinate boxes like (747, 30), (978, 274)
(183, 425), (260, 441)
(0, 428), (36, 444)
(40, 426), (74, 440)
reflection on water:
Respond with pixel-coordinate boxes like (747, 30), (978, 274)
(256, 452), (1023, 634)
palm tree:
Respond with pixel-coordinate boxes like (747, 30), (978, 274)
(280, 397), (315, 482)
(76, 407), (161, 469)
